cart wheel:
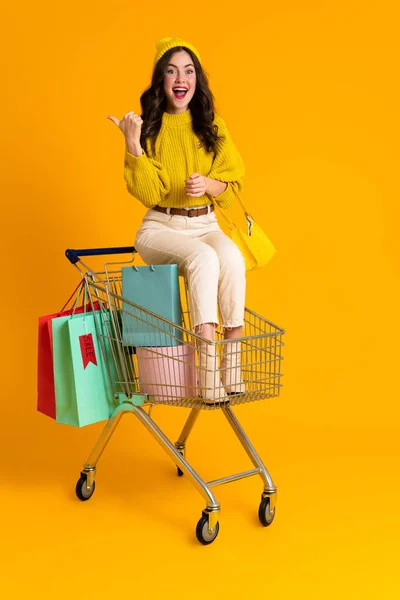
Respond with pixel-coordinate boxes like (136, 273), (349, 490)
(75, 476), (96, 501)
(195, 515), (220, 545)
(258, 497), (275, 527)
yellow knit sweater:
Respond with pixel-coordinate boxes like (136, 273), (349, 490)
(124, 109), (245, 209)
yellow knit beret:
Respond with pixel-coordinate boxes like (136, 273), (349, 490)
(153, 37), (202, 68)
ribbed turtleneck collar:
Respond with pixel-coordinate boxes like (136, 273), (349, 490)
(162, 109), (192, 127)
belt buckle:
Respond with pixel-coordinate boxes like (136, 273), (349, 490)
(187, 208), (196, 218)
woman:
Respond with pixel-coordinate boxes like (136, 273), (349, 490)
(108, 36), (246, 402)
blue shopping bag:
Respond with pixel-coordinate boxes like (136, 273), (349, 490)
(52, 309), (123, 427)
(121, 264), (183, 347)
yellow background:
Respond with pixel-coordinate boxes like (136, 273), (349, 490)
(1, 1), (399, 597)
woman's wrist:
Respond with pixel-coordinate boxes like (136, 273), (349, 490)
(125, 139), (143, 157)
(206, 177), (228, 198)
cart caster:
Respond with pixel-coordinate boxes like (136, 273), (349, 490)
(196, 514), (220, 545)
(258, 497), (275, 527)
(75, 475), (96, 501)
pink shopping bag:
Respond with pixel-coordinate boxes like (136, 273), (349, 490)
(136, 344), (197, 402)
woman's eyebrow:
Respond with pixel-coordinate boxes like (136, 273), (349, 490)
(167, 63), (194, 68)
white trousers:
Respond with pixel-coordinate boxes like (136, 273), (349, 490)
(134, 208), (246, 329)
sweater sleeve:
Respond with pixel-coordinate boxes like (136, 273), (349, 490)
(124, 143), (171, 208)
(207, 115), (245, 209)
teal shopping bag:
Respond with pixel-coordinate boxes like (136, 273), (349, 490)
(121, 265), (183, 347)
(52, 310), (123, 427)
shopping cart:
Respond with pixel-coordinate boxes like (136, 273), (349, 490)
(65, 246), (285, 545)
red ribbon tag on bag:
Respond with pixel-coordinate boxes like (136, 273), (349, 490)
(79, 334), (97, 369)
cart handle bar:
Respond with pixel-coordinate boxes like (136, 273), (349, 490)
(65, 247), (136, 265)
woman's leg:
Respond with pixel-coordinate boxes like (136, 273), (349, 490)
(194, 322), (227, 402)
(201, 230), (247, 394)
(194, 323), (215, 341)
(200, 230), (246, 329)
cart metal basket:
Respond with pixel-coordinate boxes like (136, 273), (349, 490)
(66, 246), (285, 544)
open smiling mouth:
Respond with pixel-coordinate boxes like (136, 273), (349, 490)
(172, 88), (188, 99)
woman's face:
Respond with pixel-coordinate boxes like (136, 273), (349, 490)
(163, 50), (197, 114)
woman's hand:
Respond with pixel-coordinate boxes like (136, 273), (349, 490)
(185, 174), (228, 198)
(107, 111), (143, 145)
(185, 173), (208, 197)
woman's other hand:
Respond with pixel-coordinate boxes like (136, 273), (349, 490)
(185, 173), (208, 197)
(186, 174), (228, 198)
(108, 111), (143, 156)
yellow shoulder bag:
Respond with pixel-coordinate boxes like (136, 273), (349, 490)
(215, 189), (277, 271)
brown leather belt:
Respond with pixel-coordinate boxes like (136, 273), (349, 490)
(152, 204), (215, 217)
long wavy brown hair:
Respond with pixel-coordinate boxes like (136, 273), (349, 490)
(139, 46), (221, 157)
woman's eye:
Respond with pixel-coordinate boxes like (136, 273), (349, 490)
(167, 69), (194, 74)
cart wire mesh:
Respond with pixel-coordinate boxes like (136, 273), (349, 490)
(84, 268), (284, 410)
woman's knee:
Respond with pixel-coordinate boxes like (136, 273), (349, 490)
(218, 243), (246, 275)
(185, 245), (220, 274)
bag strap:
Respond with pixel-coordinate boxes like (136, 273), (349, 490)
(213, 185), (254, 234)
(59, 280), (85, 313)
